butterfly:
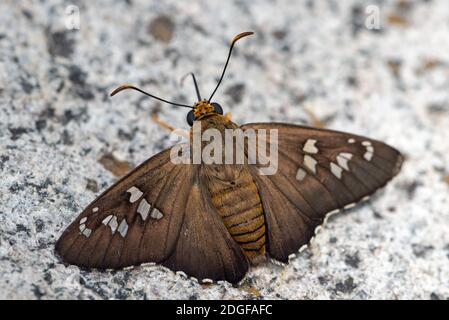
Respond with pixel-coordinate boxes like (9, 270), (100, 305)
(55, 32), (403, 284)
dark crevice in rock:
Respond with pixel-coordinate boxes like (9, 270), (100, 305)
(46, 30), (75, 58)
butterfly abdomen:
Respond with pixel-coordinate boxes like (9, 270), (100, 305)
(207, 170), (266, 258)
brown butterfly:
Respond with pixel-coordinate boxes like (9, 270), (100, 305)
(55, 32), (403, 284)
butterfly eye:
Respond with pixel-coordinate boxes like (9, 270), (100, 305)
(211, 102), (223, 115)
(187, 110), (195, 126)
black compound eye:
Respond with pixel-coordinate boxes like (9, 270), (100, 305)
(211, 102), (223, 115)
(187, 110), (195, 126)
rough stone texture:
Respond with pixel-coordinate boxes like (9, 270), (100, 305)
(1, 0), (448, 300)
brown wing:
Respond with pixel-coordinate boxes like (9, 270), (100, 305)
(55, 146), (248, 283)
(162, 168), (249, 283)
(241, 123), (403, 262)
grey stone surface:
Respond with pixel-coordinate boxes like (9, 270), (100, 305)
(1, 0), (448, 299)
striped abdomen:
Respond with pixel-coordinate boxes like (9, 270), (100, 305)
(208, 172), (266, 258)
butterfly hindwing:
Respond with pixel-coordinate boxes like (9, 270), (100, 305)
(162, 168), (249, 283)
(55, 146), (249, 282)
(241, 123), (403, 262)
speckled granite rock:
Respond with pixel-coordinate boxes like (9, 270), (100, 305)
(1, 0), (448, 300)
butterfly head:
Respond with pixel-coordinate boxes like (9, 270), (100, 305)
(186, 100), (224, 126)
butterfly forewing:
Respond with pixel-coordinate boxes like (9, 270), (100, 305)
(55, 146), (249, 282)
(56, 148), (185, 268)
(241, 123), (403, 262)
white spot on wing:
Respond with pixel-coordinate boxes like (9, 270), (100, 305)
(127, 186), (143, 203)
(118, 219), (128, 237)
(80, 217), (87, 224)
(362, 141), (372, 146)
(330, 162), (343, 179)
(151, 207), (163, 220)
(102, 215), (113, 225)
(296, 168), (307, 181)
(137, 199), (151, 221)
(108, 216), (118, 234)
(364, 151), (373, 161)
(303, 139), (318, 154)
(92, 207), (99, 213)
(336, 154), (351, 171)
(79, 224), (86, 232)
(339, 152), (353, 160)
(362, 142), (374, 161)
(82, 228), (92, 237)
(348, 138), (356, 144)
(303, 155), (318, 174)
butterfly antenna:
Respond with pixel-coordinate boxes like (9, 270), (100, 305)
(110, 85), (193, 109)
(208, 31), (254, 102)
(181, 72), (202, 101)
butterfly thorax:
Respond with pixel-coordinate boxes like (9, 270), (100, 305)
(196, 114), (267, 259)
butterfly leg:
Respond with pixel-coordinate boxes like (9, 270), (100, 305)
(151, 112), (189, 138)
(304, 107), (325, 129)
